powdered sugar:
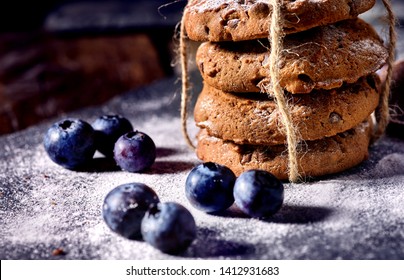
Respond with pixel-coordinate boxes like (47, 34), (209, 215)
(189, 0), (266, 13)
(1, 76), (404, 259)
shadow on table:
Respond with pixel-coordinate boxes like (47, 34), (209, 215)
(265, 205), (334, 224)
(180, 205), (334, 258)
(65, 147), (195, 173)
(211, 204), (334, 224)
(184, 227), (256, 258)
(148, 161), (196, 174)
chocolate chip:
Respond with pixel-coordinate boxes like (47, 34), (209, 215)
(249, 2), (270, 18)
(329, 112), (342, 124)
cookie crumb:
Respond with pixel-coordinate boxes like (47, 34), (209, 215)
(52, 248), (66, 256)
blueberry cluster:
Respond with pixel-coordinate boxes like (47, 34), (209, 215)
(185, 162), (284, 218)
(43, 115), (156, 172)
(102, 183), (196, 255)
(43, 116), (283, 254)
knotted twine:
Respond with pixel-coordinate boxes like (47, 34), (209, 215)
(179, 0), (397, 182)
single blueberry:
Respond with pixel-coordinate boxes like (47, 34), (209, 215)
(233, 170), (284, 218)
(185, 162), (236, 213)
(102, 182), (160, 240)
(43, 118), (96, 170)
(92, 115), (133, 157)
(141, 202), (196, 254)
(113, 131), (156, 172)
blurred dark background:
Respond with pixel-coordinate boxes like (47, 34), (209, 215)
(0, 1), (57, 32)
(0, 0), (185, 32)
(0, 0), (185, 135)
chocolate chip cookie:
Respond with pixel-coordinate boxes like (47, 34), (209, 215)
(196, 120), (372, 180)
(184, 0), (376, 42)
(196, 18), (387, 94)
(194, 75), (380, 145)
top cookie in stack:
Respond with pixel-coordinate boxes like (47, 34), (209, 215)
(183, 0), (388, 180)
(184, 0), (376, 41)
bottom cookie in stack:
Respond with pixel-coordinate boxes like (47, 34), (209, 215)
(194, 75), (380, 180)
(196, 121), (372, 180)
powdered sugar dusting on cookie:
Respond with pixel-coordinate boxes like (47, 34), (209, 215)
(184, 0), (376, 41)
(188, 0), (267, 13)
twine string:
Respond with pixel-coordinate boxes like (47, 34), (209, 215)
(180, 15), (196, 149)
(264, 0), (301, 182)
(372, 0), (397, 141)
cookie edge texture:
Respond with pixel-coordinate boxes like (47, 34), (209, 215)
(196, 120), (372, 180)
(184, 0), (376, 42)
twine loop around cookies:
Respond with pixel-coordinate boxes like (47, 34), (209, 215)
(262, 0), (301, 182)
(179, 0), (397, 183)
(179, 14), (196, 149)
(373, 0), (397, 142)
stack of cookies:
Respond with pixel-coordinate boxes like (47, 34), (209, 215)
(183, 0), (388, 180)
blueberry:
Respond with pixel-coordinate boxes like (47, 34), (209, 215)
(113, 131), (156, 172)
(185, 162), (236, 213)
(233, 170), (284, 218)
(92, 115), (133, 157)
(141, 202), (196, 254)
(102, 182), (160, 240)
(43, 118), (96, 169)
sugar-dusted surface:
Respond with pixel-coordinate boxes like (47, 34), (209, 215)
(1, 74), (403, 260)
(187, 0), (373, 13)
